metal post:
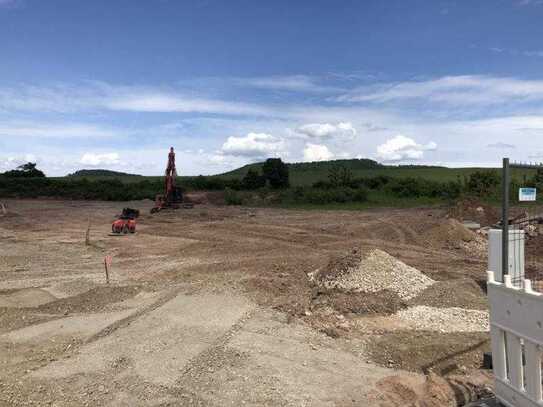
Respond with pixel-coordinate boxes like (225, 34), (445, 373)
(502, 157), (510, 280)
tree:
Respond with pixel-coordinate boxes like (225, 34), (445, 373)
(328, 165), (353, 187)
(241, 169), (266, 190)
(2, 162), (45, 178)
(262, 158), (289, 189)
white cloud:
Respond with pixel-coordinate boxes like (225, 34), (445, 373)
(235, 75), (340, 93)
(523, 50), (543, 57)
(517, 0), (543, 5)
(303, 143), (334, 162)
(376, 135), (437, 162)
(103, 93), (269, 116)
(0, 154), (37, 171)
(338, 75), (543, 106)
(221, 132), (285, 159)
(296, 121), (357, 139)
(0, 83), (272, 117)
(0, 122), (115, 139)
(0, 0), (20, 8)
(80, 152), (120, 166)
(488, 142), (516, 149)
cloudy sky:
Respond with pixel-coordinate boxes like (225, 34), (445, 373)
(2, 0), (543, 175)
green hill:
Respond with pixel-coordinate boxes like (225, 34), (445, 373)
(217, 159), (503, 186)
(68, 169), (142, 178)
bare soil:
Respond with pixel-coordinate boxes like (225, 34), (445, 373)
(366, 330), (490, 373)
(0, 198), (496, 406)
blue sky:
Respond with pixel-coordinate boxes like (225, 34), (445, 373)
(2, 0), (543, 175)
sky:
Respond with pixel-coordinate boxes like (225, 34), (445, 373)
(2, 0), (543, 176)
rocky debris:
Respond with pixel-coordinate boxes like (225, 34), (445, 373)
(311, 249), (435, 300)
(396, 306), (489, 333)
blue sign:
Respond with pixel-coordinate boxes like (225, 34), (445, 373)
(519, 187), (537, 202)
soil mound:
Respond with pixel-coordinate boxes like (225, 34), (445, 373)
(409, 279), (488, 311)
(311, 249), (434, 300)
(448, 198), (500, 227)
(426, 219), (487, 256)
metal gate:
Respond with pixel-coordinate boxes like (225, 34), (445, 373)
(500, 158), (543, 289)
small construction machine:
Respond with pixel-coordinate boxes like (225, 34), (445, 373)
(150, 147), (184, 213)
(111, 208), (139, 234)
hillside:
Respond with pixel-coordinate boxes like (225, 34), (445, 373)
(217, 159), (495, 186)
(68, 169), (142, 178)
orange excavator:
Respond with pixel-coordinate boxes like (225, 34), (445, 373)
(150, 147), (184, 213)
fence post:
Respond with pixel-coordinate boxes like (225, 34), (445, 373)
(502, 157), (510, 280)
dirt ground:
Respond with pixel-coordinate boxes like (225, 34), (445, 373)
(0, 198), (494, 406)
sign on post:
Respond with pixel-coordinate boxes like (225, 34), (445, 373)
(519, 187), (537, 202)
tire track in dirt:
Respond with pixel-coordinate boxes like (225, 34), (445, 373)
(84, 287), (182, 344)
(171, 308), (258, 403)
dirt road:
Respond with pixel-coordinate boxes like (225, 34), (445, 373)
(0, 199), (492, 406)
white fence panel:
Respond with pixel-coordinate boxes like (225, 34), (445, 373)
(488, 271), (543, 407)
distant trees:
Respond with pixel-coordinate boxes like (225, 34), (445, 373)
(2, 162), (45, 178)
(262, 158), (289, 189)
(241, 169), (266, 190)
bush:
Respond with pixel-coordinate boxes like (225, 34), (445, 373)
(386, 177), (462, 200)
(0, 177), (161, 201)
(290, 186), (368, 204)
(466, 170), (500, 197)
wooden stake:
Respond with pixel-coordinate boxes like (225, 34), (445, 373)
(104, 255), (111, 284)
(85, 217), (91, 246)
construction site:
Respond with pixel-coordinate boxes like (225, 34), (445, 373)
(0, 146), (514, 406)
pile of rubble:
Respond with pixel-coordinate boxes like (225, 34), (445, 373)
(396, 305), (489, 333)
(310, 249), (435, 300)
(311, 247), (490, 334)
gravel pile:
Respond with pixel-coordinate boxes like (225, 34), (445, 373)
(397, 305), (489, 333)
(408, 279), (488, 311)
(313, 249), (435, 300)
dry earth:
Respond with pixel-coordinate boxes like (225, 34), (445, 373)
(0, 199), (495, 406)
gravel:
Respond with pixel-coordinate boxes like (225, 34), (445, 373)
(313, 249), (435, 300)
(408, 279), (488, 311)
(397, 305), (489, 333)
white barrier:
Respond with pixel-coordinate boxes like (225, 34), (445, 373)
(488, 229), (525, 285)
(488, 271), (543, 407)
